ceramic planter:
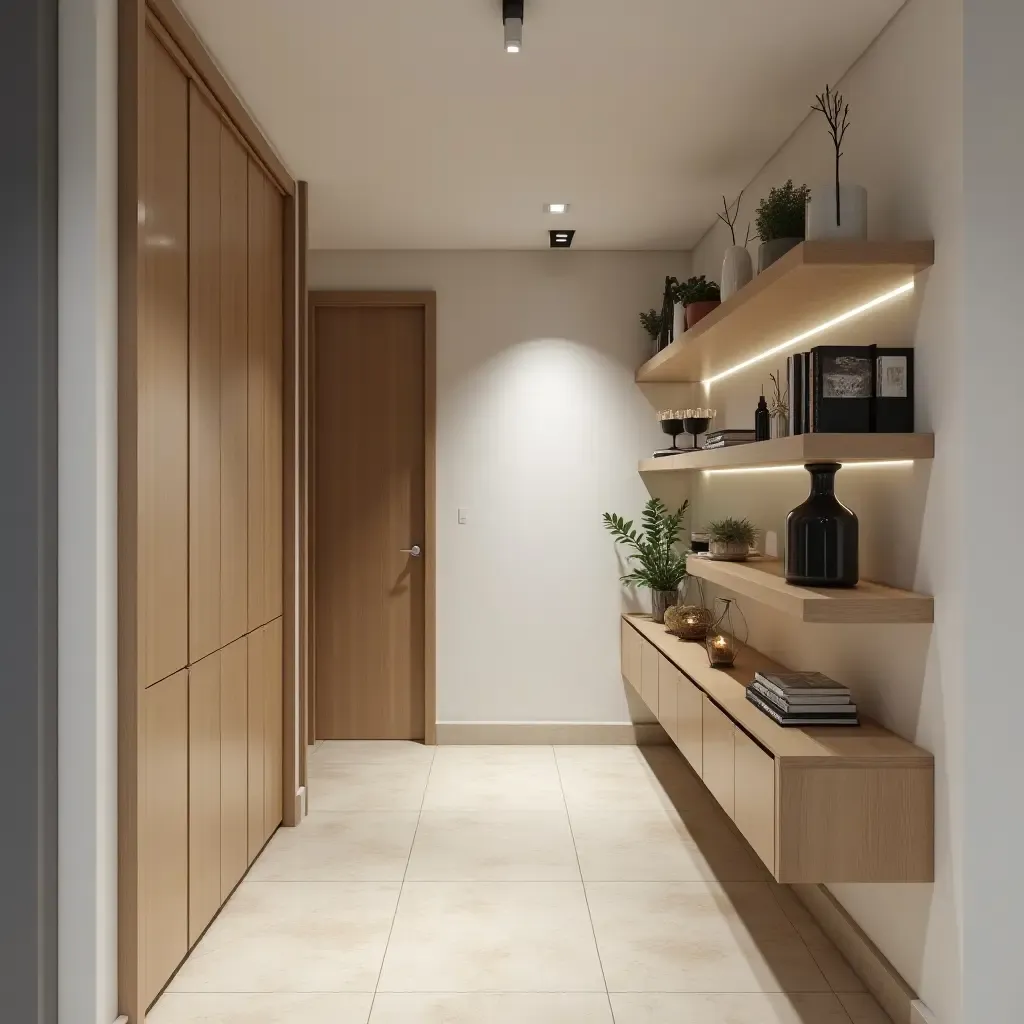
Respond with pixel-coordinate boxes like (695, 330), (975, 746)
(770, 411), (789, 439)
(685, 300), (720, 330)
(757, 237), (802, 273)
(708, 539), (750, 562)
(672, 301), (686, 340)
(806, 183), (868, 240)
(721, 245), (753, 301)
(651, 589), (678, 624)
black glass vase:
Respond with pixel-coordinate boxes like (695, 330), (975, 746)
(785, 462), (859, 587)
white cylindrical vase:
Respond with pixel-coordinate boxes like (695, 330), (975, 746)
(721, 245), (753, 301)
(673, 301), (686, 340)
(806, 183), (868, 240)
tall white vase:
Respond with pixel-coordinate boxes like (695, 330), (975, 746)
(673, 301), (686, 340)
(721, 245), (753, 301)
(806, 183), (868, 240)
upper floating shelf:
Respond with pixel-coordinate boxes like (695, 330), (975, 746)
(635, 240), (935, 384)
(638, 432), (934, 474)
(686, 556), (934, 625)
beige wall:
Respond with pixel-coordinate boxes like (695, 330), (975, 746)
(679, 0), (964, 1020)
(309, 250), (691, 728)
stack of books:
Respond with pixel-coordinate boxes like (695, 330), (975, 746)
(746, 670), (859, 727)
(703, 429), (756, 449)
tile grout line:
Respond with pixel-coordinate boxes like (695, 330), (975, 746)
(365, 744), (437, 1022)
(552, 746), (618, 1024)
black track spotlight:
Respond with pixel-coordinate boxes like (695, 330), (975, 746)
(503, 0), (524, 52)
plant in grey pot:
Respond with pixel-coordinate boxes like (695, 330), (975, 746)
(603, 498), (690, 623)
(806, 85), (867, 240)
(707, 517), (757, 561)
(755, 180), (811, 272)
(639, 308), (664, 357)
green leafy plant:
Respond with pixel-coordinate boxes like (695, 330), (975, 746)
(639, 308), (664, 340)
(603, 498), (690, 591)
(671, 275), (721, 306)
(707, 517), (757, 546)
(754, 180), (811, 241)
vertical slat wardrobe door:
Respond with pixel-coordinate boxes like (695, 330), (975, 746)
(263, 616), (284, 839)
(188, 651), (221, 945)
(220, 128), (249, 646)
(220, 636), (249, 896)
(188, 85), (223, 663)
(264, 183), (284, 621)
(139, 32), (189, 687)
(247, 624), (266, 862)
(142, 669), (189, 1005)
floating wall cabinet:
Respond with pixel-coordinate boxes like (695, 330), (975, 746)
(123, 20), (290, 1019)
(621, 615), (934, 882)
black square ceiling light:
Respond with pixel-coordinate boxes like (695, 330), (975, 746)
(549, 229), (575, 248)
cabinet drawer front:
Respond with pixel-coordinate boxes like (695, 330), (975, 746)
(657, 656), (678, 743)
(734, 730), (776, 875)
(676, 673), (703, 775)
(701, 696), (735, 818)
(640, 639), (660, 716)
(620, 620), (641, 691)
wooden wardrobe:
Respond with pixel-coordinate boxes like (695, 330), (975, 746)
(118, 3), (303, 1020)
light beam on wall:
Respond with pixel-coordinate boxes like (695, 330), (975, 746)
(702, 280), (916, 389)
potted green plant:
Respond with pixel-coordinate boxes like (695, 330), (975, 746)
(639, 308), (664, 356)
(603, 498), (690, 623)
(754, 180), (811, 272)
(673, 275), (721, 331)
(707, 517), (757, 561)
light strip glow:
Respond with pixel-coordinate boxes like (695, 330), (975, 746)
(702, 459), (915, 477)
(702, 280), (915, 388)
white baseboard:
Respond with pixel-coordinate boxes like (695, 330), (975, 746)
(793, 884), (920, 1024)
(434, 721), (671, 745)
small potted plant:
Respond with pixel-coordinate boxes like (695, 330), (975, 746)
(707, 517), (757, 561)
(675, 275), (721, 330)
(769, 370), (789, 439)
(639, 308), (664, 356)
(806, 85), (867, 240)
(754, 180), (811, 272)
(603, 498), (690, 623)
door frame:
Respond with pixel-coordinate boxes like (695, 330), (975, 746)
(306, 291), (437, 745)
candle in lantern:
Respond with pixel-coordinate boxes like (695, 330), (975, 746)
(712, 635), (728, 648)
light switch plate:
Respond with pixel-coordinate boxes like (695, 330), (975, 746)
(458, 508), (468, 524)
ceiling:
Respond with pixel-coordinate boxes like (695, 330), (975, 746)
(179, 0), (904, 250)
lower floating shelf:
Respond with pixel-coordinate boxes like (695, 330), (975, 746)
(686, 556), (934, 625)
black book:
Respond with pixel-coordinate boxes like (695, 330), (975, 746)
(749, 681), (856, 716)
(802, 352), (811, 435)
(809, 346), (874, 433)
(703, 439), (756, 449)
(746, 689), (860, 727)
(874, 348), (915, 432)
(787, 354), (804, 435)
(705, 429), (756, 441)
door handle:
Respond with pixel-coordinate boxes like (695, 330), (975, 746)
(400, 545), (423, 558)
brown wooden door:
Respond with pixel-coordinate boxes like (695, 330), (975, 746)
(313, 304), (426, 739)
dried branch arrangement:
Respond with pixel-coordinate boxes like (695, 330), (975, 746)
(812, 85), (851, 226)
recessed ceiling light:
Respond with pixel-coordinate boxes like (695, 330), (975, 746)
(545, 203), (569, 214)
(503, 1), (523, 52)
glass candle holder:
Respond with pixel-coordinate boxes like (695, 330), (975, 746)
(704, 597), (748, 668)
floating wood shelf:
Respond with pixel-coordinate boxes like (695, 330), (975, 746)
(685, 556), (933, 624)
(639, 432), (934, 474)
(635, 240), (934, 384)
(622, 614), (934, 882)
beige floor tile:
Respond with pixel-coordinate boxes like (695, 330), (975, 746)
(311, 740), (435, 765)
(247, 812), (419, 882)
(839, 992), (893, 1023)
(407, 810), (580, 881)
(609, 992), (853, 1023)
(168, 882), (400, 993)
(377, 882), (605, 992)
(421, 759), (565, 810)
(553, 745), (651, 765)
(569, 810), (764, 882)
(147, 993), (373, 1023)
(368, 993), (613, 1022)
(586, 881), (830, 993)
(432, 744), (555, 765)
(556, 753), (709, 816)
(308, 761), (432, 811)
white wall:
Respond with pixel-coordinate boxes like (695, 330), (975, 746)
(309, 250), (691, 726)
(57, 1), (119, 1022)
(685, 0), (963, 1020)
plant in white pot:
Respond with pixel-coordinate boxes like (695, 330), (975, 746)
(716, 191), (753, 301)
(806, 85), (867, 239)
(603, 498), (690, 623)
(754, 181), (811, 272)
(707, 517), (757, 561)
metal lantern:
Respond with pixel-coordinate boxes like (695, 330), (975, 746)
(704, 597), (748, 668)
(664, 575), (712, 641)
